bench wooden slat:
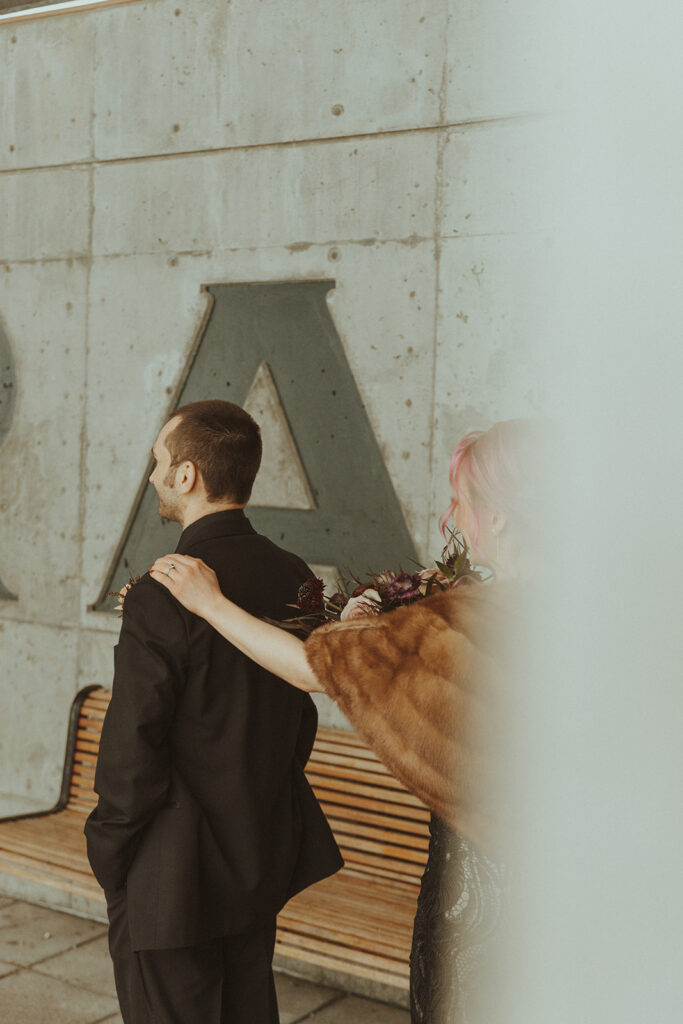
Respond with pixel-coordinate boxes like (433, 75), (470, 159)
(310, 739), (386, 761)
(77, 707), (107, 720)
(279, 904), (415, 954)
(280, 878), (416, 942)
(305, 760), (409, 792)
(327, 822), (429, 861)
(276, 926), (408, 975)
(77, 725), (105, 739)
(73, 752), (99, 767)
(276, 939), (408, 987)
(341, 855), (424, 883)
(321, 802), (429, 836)
(315, 727), (369, 745)
(309, 746), (385, 769)
(0, 834), (86, 864)
(307, 773), (424, 809)
(0, 843), (101, 890)
(318, 791), (429, 823)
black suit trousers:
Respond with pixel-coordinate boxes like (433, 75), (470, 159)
(107, 889), (279, 1024)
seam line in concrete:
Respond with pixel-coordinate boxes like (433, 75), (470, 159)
(26, 927), (108, 970)
(29, 962), (116, 1002)
(18, 928), (108, 971)
(0, 113), (540, 177)
(24, 961), (114, 1000)
(0, 965), (22, 980)
(74, 88), (96, 773)
(0, 232), (525, 269)
(426, 18), (450, 546)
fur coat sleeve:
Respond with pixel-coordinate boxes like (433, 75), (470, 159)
(304, 584), (510, 855)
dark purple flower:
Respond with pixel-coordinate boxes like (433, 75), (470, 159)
(387, 571), (421, 603)
(327, 591), (349, 613)
(297, 577), (325, 613)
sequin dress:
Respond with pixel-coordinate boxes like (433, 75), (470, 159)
(409, 815), (507, 1024)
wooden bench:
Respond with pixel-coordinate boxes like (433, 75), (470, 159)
(0, 687), (430, 996)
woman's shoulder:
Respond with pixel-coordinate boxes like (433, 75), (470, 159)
(304, 582), (485, 686)
(400, 579), (501, 633)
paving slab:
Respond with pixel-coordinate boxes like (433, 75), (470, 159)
(302, 993), (411, 1024)
(0, 901), (106, 967)
(0, 904), (406, 1023)
(33, 933), (116, 999)
(0, 969), (119, 1023)
(274, 971), (342, 1023)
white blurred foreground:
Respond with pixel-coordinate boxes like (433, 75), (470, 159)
(482, 1), (683, 1021)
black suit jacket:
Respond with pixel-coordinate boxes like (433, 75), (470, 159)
(85, 509), (342, 951)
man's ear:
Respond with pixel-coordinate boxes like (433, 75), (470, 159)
(176, 461), (197, 495)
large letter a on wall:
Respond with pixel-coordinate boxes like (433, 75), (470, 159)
(94, 281), (418, 610)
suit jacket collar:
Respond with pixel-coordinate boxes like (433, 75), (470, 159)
(176, 508), (256, 553)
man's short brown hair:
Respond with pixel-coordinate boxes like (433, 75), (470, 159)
(166, 400), (262, 504)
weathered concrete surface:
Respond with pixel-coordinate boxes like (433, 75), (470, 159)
(0, 260), (87, 626)
(0, 970), (120, 1023)
(0, 0), (547, 821)
(0, 621), (78, 806)
(427, 233), (550, 554)
(0, 899), (104, 967)
(91, 131), (438, 256)
(0, 166), (90, 262)
(93, 0), (448, 160)
(76, 628), (116, 690)
(0, 16), (95, 172)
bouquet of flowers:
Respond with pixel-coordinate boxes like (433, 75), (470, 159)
(280, 531), (484, 635)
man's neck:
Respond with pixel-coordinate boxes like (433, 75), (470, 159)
(181, 501), (245, 530)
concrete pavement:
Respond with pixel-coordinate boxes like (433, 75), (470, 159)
(0, 897), (409, 1024)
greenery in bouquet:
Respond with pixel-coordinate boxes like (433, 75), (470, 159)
(280, 531), (485, 636)
(107, 573), (142, 617)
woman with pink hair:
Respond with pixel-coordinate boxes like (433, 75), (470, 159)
(150, 418), (546, 1023)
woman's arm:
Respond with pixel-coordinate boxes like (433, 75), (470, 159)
(149, 554), (323, 693)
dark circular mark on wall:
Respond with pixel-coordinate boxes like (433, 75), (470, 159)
(0, 321), (16, 449)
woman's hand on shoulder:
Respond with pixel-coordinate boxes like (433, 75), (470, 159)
(149, 553), (222, 619)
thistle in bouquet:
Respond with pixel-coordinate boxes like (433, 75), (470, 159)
(281, 530), (484, 636)
(107, 573), (141, 617)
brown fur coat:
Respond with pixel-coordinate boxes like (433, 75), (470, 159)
(305, 582), (518, 856)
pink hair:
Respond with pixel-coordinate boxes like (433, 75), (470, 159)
(439, 429), (485, 543)
(440, 420), (547, 550)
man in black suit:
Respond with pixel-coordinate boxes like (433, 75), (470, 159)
(85, 399), (342, 1024)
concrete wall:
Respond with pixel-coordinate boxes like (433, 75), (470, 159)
(0, 0), (551, 810)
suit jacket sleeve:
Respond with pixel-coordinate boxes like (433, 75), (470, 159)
(85, 576), (187, 893)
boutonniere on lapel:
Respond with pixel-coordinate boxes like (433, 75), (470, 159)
(107, 574), (142, 617)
